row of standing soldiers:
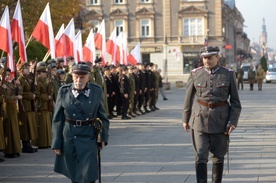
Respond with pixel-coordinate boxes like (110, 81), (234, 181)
(103, 62), (163, 120)
(0, 56), (164, 161)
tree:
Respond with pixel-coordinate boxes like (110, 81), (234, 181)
(260, 56), (268, 72)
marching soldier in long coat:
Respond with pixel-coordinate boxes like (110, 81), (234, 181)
(2, 68), (22, 158)
(35, 62), (52, 148)
(137, 63), (146, 114)
(18, 62), (38, 153)
(182, 46), (241, 183)
(51, 62), (110, 183)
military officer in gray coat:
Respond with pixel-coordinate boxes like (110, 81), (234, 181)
(51, 62), (110, 183)
(182, 46), (241, 183)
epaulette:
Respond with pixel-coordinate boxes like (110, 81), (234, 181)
(191, 66), (203, 73)
(221, 66), (233, 72)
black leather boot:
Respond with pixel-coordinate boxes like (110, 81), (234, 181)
(212, 163), (224, 183)
(196, 163), (207, 183)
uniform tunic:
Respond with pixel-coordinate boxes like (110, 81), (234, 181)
(36, 77), (52, 148)
(3, 81), (22, 155)
(183, 66), (241, 133)
(18, 74), (38, 141)
(183, 65), (241, 163)
(51, 83), (109, 183)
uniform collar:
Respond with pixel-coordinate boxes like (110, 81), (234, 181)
(71, 85), (90, 98)
(204, 65), (220, 74)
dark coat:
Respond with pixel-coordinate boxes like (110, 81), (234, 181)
(51, 82), (109, 183)
(182, 66), (241, 133)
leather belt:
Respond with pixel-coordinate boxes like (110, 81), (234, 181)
(197, 99), (227, 109)
(66, 118), (97, 126)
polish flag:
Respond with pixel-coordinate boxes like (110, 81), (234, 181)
(106, 28), (117, 65)
(127, 42), (141, 65)
(0, 6), (14, 72)
(83, 29), (96, 64)
(62, 18), (77, 63)
(94, 19), (106, 65)
(116, 32), (128, 65)
(31, 3), (55, 58)
(55, 24), (65, 58)
(11, 0), (27, 62)
(75, 31), (83, 62)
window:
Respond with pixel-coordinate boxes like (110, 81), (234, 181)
(183, 18), (203, 36)
(114, 0), (124, 4)
(90, 20), (99, 33)
(140, 19), (150, 37)
(140, 0), (150, 3)
(115, 20), (124, 36)
(89, 0), (99, 5)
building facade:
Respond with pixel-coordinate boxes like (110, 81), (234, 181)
(82, 0), (250, 80)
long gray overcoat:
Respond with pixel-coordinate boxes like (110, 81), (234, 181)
(51, 82), (109, 183)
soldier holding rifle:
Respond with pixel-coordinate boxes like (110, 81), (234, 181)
(182, 46), (241, 183)
(18, 62), (38, 153)
(52, 62), (109, 183)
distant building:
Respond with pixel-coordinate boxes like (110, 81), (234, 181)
(81, 0), (249, 80)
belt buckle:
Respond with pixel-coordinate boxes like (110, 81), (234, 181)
(76, 120), (82, 126)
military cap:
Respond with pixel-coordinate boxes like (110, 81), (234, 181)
(56, 69), (65, 75)
(94, 57), (102, 63)
(37, 61), (47, 72)
(68, 62), (76, 68)
(72, 62), (91, 75)
(0, 67), (11, 75)
(66, 56), (74, 61)
(103, 65), (110, 71)
(200, 46), (220, 57)
(56, 57), (64, 63)
(17, 62), (30, 70)
(121, 65), (128, 71)
(109, 64), (116, 69)
(48, 58), (56, 65)
(136, 62), (144, 65)
(1, 57), (7, 63)
(47, 63), (57, 69)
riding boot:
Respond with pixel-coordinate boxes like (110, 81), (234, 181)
(196, 163), (207, 183)
(212, 163), (224, 183)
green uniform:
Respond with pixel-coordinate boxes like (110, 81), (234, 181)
(52, 83), (109, 183)
(64, 73), (73, 84)
(0, 96), (4, 150)
(92, 66), (108, 115)
(18, 74), (38, 141)
(127, 73), (135, 114)
(3, 81), (22, 155)
(35, 77), (51, 148)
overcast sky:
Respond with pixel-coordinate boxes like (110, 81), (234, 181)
(235, 0), (276, 49)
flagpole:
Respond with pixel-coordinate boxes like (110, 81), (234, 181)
(42, 52), (50, 62)
(25, 36), (32, 49)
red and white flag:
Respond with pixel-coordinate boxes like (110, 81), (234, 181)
(31, 3), (55, 58)
(83, 29), (96, 64)
(55, 24), (65, 58)
(11, 0), (27, 62)
(75, 31), (83, 62)
(127, 42), (141, 65)
(0, 6), (14, 72)
(94, 19), (106, 65)
(116, 31), (128, 65)
(63, 18), (77, 63)
(106, 28), (117, 65)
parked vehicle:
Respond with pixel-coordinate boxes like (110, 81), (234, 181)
(265, 67), (276, 83)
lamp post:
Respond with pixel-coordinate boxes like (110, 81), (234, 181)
(162, 0), (170, 90)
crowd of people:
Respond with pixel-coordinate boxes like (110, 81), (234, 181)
(0, 56), (168, 162)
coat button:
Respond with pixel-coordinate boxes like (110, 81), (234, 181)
(74, 136), (77, 139)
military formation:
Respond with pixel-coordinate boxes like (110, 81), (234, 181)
(0, 56), (166, 162)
